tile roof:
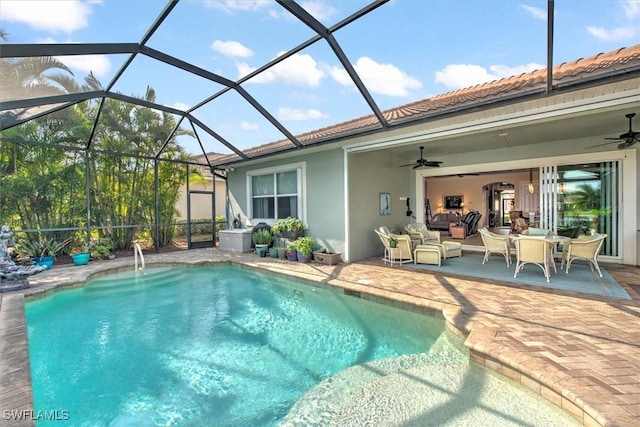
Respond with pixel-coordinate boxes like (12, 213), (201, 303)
(209, 44), (640, 167)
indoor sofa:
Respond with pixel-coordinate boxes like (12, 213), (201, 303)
(429, 213), (459, 230)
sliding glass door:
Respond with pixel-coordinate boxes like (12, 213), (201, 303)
(540, 161), (620, 257)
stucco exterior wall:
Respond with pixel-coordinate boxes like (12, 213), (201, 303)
(226, 149), (346, 254)
(348, 150), (413, 262)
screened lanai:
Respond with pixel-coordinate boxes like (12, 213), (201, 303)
(1, 0), (638, 256)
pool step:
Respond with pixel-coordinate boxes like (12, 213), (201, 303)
(83, 267), (188, 296)
(281, 332), (467, 426)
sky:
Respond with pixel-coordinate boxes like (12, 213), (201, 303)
(1, 0), (639, 156)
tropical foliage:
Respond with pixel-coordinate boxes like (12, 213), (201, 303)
(0, 53), (203, 251)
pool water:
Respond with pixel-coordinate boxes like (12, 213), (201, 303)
(27, 266), (579, 426)
(27, 266), (443, 426)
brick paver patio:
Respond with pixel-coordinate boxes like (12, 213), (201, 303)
(1, 248), (638, 426)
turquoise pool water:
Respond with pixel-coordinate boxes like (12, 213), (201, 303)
(27, 265), (579, 426)
(27, 266), (444, 426)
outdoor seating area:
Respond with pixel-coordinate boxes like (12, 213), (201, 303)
(377, 224), (462, 267)
(474, 226), (609, 284)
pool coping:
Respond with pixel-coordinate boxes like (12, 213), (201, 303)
(1, 248), (638, 426)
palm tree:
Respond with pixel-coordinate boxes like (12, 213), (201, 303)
(569, 183), (600, 212)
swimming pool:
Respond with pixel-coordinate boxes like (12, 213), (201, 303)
(27, 265), (579, 426)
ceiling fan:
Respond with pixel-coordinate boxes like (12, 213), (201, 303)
(399, 146), (443, 169)
(588, 113), (639, 149)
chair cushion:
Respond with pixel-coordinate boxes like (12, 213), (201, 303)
(526, 227), (549, 236)
(442, 241), (462, 250)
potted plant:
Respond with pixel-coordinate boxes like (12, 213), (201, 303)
(18, 236), (71, 269)
(313, 246), (342, 265)
(294, 236), (315, 263)
(271, 217), (305, 240)
(252, 229), (273, 257)
(268, 247), (279, 258)
(70, 241), (92, 266)
(285, 242), (298, 261)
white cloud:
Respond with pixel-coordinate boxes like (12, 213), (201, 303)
(331, 57), (423, 97)
(55, 54), (111, 78)
(277, 107), (327, 121)
(34, 36), (111, 78)
(204, 0), (271, 13)
(586, 26), (637, 41)
(241, 121), (259, 130)
(239, 52), (325, 87)
(171, 102), (190, 112)
(211, 40), (253, 58)
(622, 0), (640, 19)
(1, 0), (97, 34)
(521, 4), (546, 20)
(586, 0), (639, 41)
(435, 62), (543, 90)
(300, 1), (337, 22)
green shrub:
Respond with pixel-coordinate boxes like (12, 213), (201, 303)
(252, 229), (273, 245)
(271, 217), (304, 233)
(290, 236), (316, 256)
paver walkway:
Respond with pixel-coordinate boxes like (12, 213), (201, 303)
(1, 248), (639, 426)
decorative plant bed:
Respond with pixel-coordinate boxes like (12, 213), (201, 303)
(313, 252), (342, 265)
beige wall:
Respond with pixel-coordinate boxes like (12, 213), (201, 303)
(176, 179), (226, 220)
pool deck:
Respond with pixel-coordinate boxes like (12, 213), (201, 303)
(1, 248), (639, 427)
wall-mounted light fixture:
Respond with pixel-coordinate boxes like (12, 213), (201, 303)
(528, 168), (534, 194)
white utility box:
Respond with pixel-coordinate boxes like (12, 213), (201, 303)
(219, 229), (254, 253)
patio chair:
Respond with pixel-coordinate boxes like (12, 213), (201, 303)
(374, 228), (413, 265)
(512, 236), (552, 282)
(405, 224), (441, 245)
(479, 227), (511, 267)
(404, 223), (428, 246)
(560, 233), (607, 277)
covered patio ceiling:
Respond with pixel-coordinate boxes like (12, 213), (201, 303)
(1, 0), (639, 171)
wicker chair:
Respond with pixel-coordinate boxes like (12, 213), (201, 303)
(374, 228), (413, 265)
(512, 236), (552, 282)
(404, 223), (427, 246)
(479, 227), (511, 267)
(405, 224), (441, 245)
(560, 233), (607, 277)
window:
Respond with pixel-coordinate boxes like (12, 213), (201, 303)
(249, 165), (303, 221)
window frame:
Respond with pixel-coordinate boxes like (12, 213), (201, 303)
(246, 162), (306, 224)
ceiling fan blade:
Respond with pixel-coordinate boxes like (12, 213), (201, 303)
(586, 141), (620, 149)
(618, 139), (638, 149)
(603, 137), (623, 140)
(424, 162), (442, 167)
(399, 163), (418, 167)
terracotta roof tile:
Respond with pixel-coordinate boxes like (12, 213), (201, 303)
(211, 44), (640, 167)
